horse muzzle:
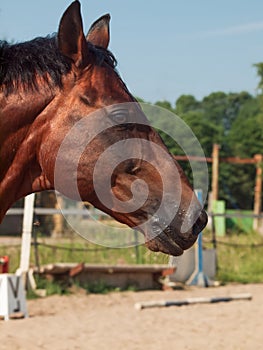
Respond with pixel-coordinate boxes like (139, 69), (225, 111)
(144, 209), (208, 256)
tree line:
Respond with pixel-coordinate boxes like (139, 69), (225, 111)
(139, 66), (263, 210)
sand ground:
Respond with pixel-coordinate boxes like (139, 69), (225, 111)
(0, 283), (262, 350)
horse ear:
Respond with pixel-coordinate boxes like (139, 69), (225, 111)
(58, 1), (89, 68)
(86, 14), (110, 49)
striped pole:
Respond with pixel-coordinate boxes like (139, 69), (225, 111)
(135, 293), (252, 310)
(186, 189), (211, 287)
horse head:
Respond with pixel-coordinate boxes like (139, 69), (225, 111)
(0, 1), (207, 256)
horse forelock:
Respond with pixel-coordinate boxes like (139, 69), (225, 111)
(0, 36), (118, 96)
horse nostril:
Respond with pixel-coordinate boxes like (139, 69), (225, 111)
(193, 210), (208, 236)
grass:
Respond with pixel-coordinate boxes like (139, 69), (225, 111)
(26, 275), (72, 299)
(1, 229), (263, 288)
(35, 275), (70, 296)
(75, 280), (137, 294)
(26, 278), (138, 298)
(31, 238), (168, 266)
(0, 235), (168, 273)
(204, 229), (263, 283)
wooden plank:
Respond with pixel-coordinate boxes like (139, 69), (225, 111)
(173, 155), (212, 162)
(37, 263), (172, 275)
(173, 154), (257, 165)
(69, 263), (85, 277)
(220, 157), (256, 164)
(36, 263), (175, 291)
(173, 155), (257, 164)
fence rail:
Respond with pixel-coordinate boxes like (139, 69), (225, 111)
(208, 212), (263, 219)
(5, 207), (93, 216)
(5, 207), (263, 219)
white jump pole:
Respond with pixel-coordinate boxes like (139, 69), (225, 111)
(135, 293), (252, 310)
(16, 193), (35, 281)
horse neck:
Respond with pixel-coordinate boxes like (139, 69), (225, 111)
(0, 87), (58, 222)
(1, 90), (54, 172)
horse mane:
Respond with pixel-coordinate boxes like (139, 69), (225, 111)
(0, 35), (117, 96)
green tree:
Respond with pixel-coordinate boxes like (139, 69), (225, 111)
(139, 84), (260, 210)
(175, 95), (200, 115)
(227, 97), (262, 157)
(221, 96), (262, 209)
(254, 63), (263, 93)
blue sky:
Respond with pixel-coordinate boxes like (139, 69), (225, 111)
(1, 0), (263, 104)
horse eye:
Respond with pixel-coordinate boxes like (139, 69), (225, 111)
(110, 109), (129, 124)
(126, 160), (140, 175)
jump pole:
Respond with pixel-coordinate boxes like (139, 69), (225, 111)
(134, 293), (252, 310)
(186, 189), (211, 287)
(16, 193), (36, 287)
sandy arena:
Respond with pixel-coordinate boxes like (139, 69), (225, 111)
(0, 283), (262, 350)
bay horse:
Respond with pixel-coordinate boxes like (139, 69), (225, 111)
(0, 1), (207, 256)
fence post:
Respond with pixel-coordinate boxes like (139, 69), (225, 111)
(253, 154), (263, 232)
(211, 144), (220, 201)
